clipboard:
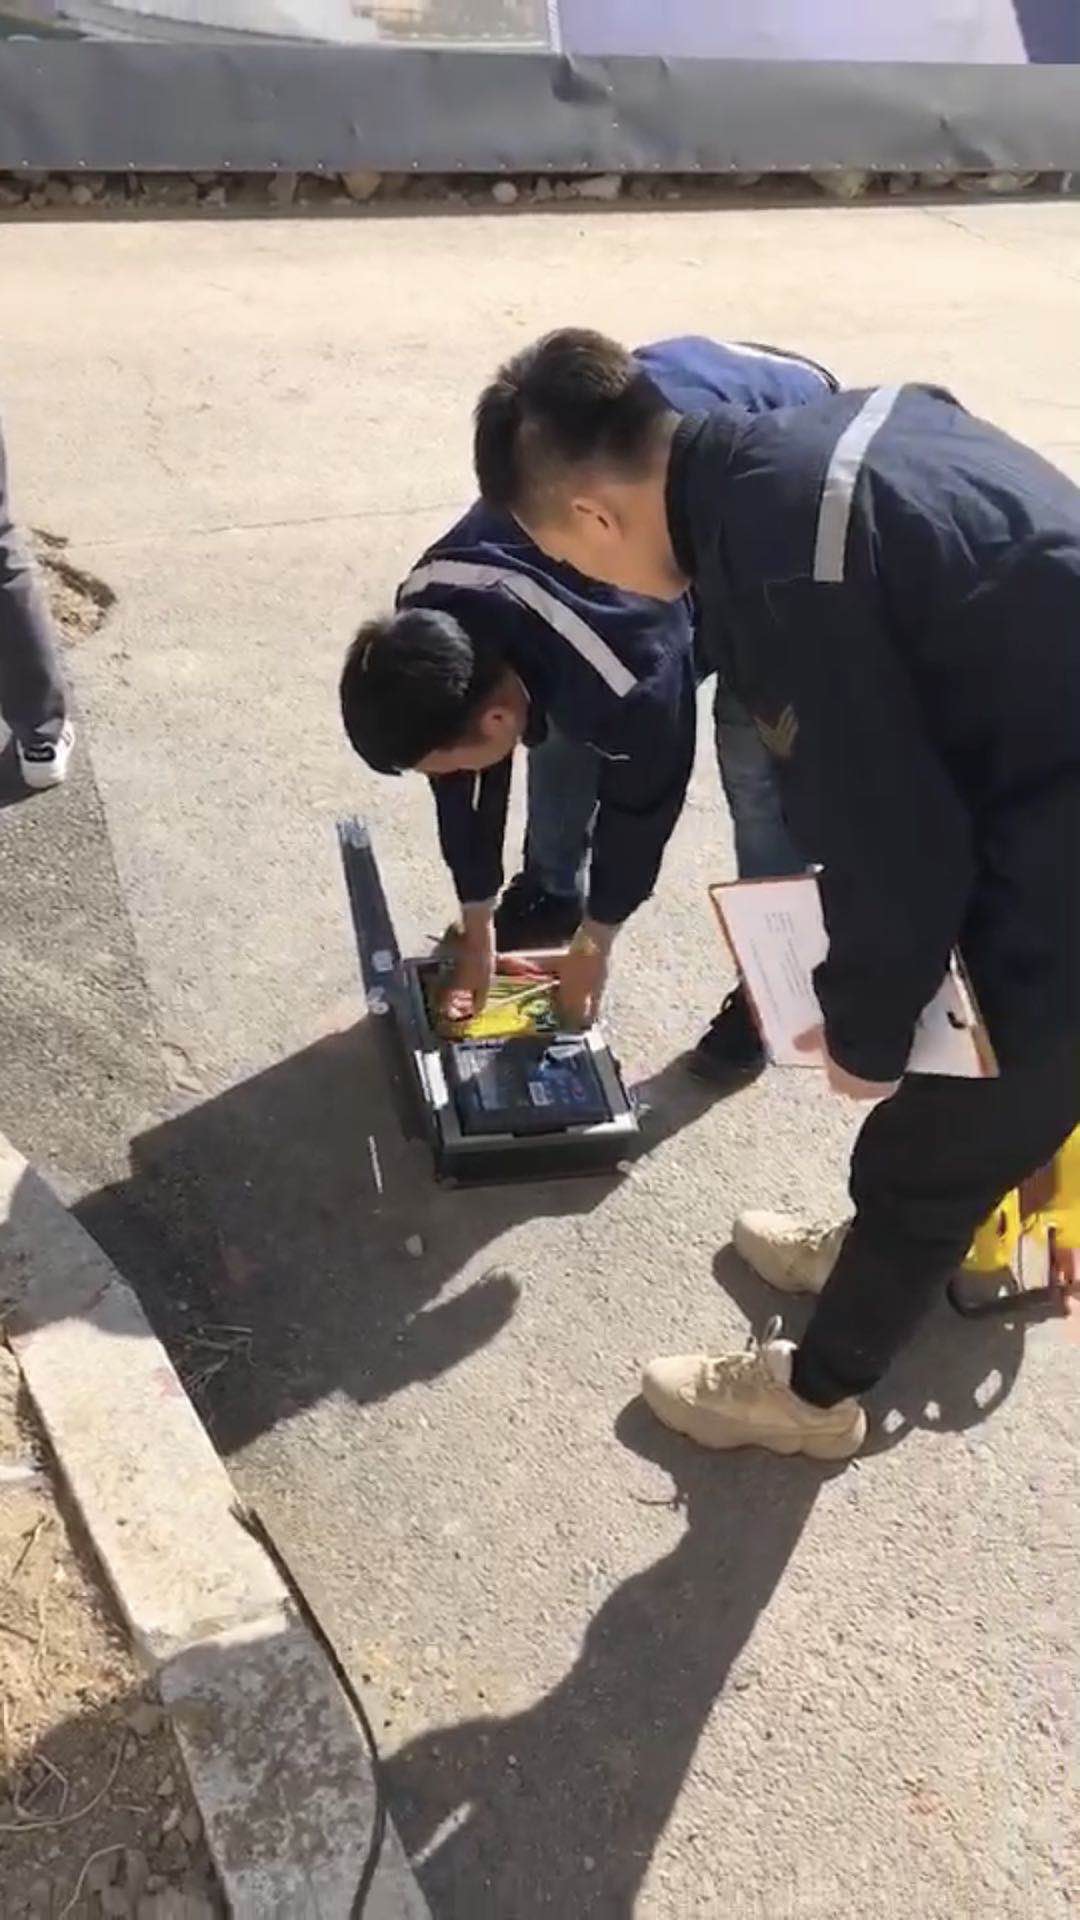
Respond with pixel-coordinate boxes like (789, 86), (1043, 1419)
(709, 873), (997, 1079)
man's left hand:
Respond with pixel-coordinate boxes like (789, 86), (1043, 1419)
(556, 920), (616, 1029)
(794, 1025), (900, 1101)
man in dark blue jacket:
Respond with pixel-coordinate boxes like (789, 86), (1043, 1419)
(473, 327), (1080, 1461)
(341, 336), (832, 1073)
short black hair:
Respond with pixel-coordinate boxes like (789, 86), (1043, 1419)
(473, 327), (671, 520)
(340, 606), (507, 773)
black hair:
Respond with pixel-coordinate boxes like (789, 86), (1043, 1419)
(473, 327), (672, 520)
(339, 606), (508, 773)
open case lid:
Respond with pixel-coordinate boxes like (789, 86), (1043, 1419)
(337, 815), (405, 1014)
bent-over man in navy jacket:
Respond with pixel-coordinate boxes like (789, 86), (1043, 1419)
(472, 326), (1080, 1462)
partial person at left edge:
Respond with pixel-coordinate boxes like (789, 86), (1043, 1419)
(340, 335), (835, 1089)
(0, 417), (74, 791)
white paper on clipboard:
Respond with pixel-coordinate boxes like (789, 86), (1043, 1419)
(710, 874), (994, 1079)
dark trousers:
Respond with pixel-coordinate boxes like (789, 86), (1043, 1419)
(792, 1035), (1080, 1407)
(0, 421), (67, 747)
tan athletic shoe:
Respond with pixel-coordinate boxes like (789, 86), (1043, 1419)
(641, 1316), (866, 1460)
(733, 1210), (849, 1295)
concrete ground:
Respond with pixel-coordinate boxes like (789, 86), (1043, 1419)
(1, 199), (1077, 1919)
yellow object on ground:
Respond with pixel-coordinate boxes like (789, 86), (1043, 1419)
(965, 1124), (1080, 1280)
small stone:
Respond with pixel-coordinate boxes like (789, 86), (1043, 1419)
(533, 176), (553, 202)
(553, 179), (575, 201)
(161, 1802), (182, 1833)
(180, 1806), (202, 1845)
(267, 170), (299, 207)
(917, 170), (952, 189)
(124, 1850), (150, 1897)
(200, 184), (227, 210)
(977, 169), (1038, 194)
(152, 177), (199, 207)
(28, 190), (48, 209)
(491, 179), (518, 205)
(340, 168), (381, 203)
(87, 1848), (123, 1892)
(629, 177), (655, 200)
(159, 1829), (187, 1869)
(405, 1234), (424, 1258)
(572, 172), (622, 201)
(157, 1772), (176, 1797)
(127, 1701), (163, 1738)
(731, 171), (763, 187)
(145, 1877), (167, 1895)
(44, 176), (71, 204)
(811, 168), (870, 201)
(71, 183), (96, 207)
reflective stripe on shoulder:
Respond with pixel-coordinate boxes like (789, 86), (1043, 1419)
(812, 386), (902, 584)
(398, 558), (639, 698)
(723, 339), (833, 388)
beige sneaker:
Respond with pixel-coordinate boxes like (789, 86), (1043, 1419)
(733, 1210), (849, 1295)
(641, 1316), (866, 1460)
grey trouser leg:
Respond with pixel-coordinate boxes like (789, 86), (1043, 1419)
(0, 421), (67, 746)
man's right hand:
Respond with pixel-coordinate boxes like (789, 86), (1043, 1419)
(440, 907), (495, 1026)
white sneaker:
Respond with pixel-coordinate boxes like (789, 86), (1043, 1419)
(733, 1210), (848, 1295)
(641, 1316), (866, 1460)
(17, 721), (75, 791)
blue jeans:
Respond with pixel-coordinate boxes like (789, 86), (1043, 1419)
(712, 686), (803, 880)
(523, 689), (802, 895)
(523, 726), (599, 898)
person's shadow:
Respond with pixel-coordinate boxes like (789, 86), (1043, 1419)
(385, 1401), (829, 1918)
(73, 1018), (720, 1455)
(0, 731), (30, 808)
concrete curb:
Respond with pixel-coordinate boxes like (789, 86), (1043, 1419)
(0, 1132), (429, 1920)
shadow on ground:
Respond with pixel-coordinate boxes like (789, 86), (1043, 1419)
(14, 1021), (1039, 1920)
(74, 1020), (717, 1455)
(0, 734), (29, 810)
(386, 1406), (828, 1917)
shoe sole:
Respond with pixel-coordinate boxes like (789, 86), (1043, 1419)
(18, 764), (68, 791)
(641, 1387), (865, 1460)
(685, 1051), (765, 1091)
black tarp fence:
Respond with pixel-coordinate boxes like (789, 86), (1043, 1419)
(0, 2), (1079, 175)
